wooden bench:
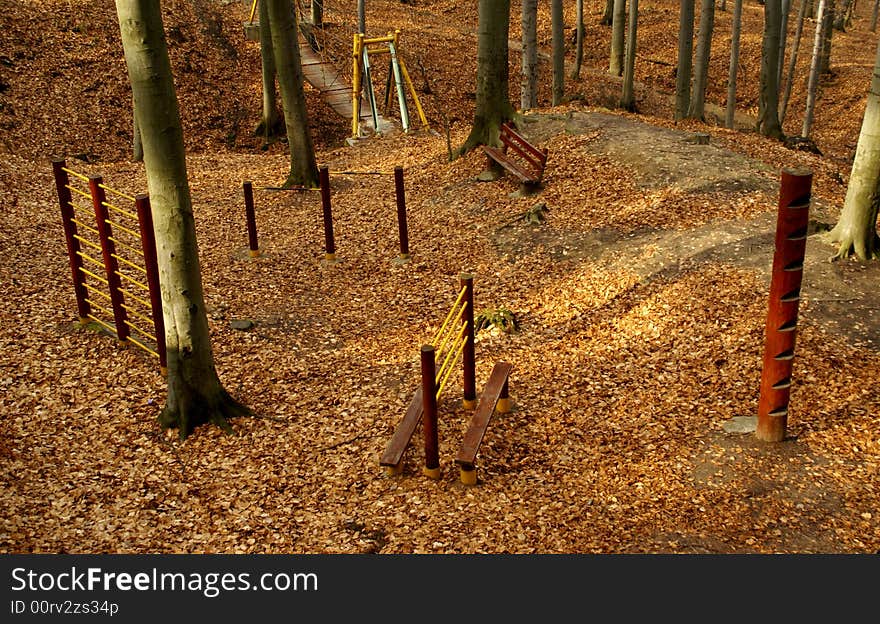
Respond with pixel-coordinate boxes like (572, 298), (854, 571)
(455, 361), (513, 485)
(379, 388), (423, 475)
(481, 123), (548, 190)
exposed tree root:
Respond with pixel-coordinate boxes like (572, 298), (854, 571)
(159, 387), (252, 440)
(823, 228), (880, 262)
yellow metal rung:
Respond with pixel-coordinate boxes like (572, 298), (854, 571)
(120, 304), (154, 327)
(65, 184), (91, 199)
(75, 250), (105, 269)
(62, 167), (89, 182)
(108, 236), (144, 258)
(115, 270), (149, 292)
(85, 298), (115, 320)
(86, 314), (117, 334)
(98, 184), (136, 203)
(127, 335), (159, 359)
(117, 287), (151, 310)
(102, 199), (138, 221)
(105, 218), (140, 239)
(112, 253), (147, 274)
(72, 234), (102, 251)
(78, 266), (109, 285)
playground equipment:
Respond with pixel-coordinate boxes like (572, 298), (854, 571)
(756, 168), (812, 443)
(352, 31), (428, 138)
(482, 123), (549, 192)
(52, 160), (166, 374)
(380, 275), (514, 484)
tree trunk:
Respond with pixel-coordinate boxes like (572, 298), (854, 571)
(687, 0), (715, 120)
(311, 0), (323, 27)
(872, 0), (879, 32)
(265, 0), (319, 188)
(459, 0), (515, 155)
(114, 0), (250, 439)
(675, 0), (695, 120)
(571, 0), (585, 79)
(255, 0), (283, 143)
(825, 39), (880, 260)
(610, 0), (626, 76)
(759, 0), (784, 138)
(601, 0), (614, 25)
(132, 96), (143, 162)
(820, 0), (835, 74)
(521, 0), (538, 111)
(620, 0), (639, 111)
(802, 0), (826, 138)
(780, 0), (808, 125)
(358, 0), (365, 34)
(726, 0), (744, 129)
(834, 0), (852, 29)
(778, 0), (790, 87)
(552, 0), (565, 105)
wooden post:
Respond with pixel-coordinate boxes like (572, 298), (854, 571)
(135, 194), (167, 375)
(461, 273), (477, 409)
(319, 166), (336, 262)
(420, 345), (441, 479)
(243, 181), (260, 258)
(52, 159), (90, 323)
(756, 168), (812, 443)
(394, 166), (410, 261)
(89, 176), (129, 342)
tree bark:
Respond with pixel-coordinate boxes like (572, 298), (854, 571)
(687, 0), (715, 120)
(459, 0), (515, 155)
(114, 0), (250, 439)
(759, 0), (784, 138)
(778, 0), (790, 87)
(265, 0), (319, 188)
(571, 0), (585, 79)
(802, 0), (826, 138)
(521, 0), (538, 110)
(675, 0), (695, 120)
(780, 0), (808, 125)
(358, 0), (365, 34)
(872, 0), (879, 32)
(610, 0), (626, 77)
(132, 96), (143, 162)
(825, 39), (880, 260)
(820, 0), (835, 74)
(255, 0), (283, 143)
(726, 0), (744, 129)
(834, 0), (852, 29)
(551, 0), (565, 105)
(601, 0), (614, 25)
(620, 0), (639, 111)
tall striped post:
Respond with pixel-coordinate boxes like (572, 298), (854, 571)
(461, 274), (477, 409)
(393, 166), (410, 262)
(89, 176), (129, 342)
(52, 159), (90, 323)
(243, 181), (260, 258)
(420, 345), (441, 479)
(319, 166), (337, 262)
(756, 168), (812, 442)
(135, 194), (167, 375)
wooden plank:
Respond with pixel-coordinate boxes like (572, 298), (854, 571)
(455, 362), (513, 468)
(482, 146), (538, 183)
(501, 123), (547, 162)
(379, 387), (424, 467)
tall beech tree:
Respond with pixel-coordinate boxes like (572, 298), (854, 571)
(725, 0), (744, 129)
(687, 0), (715, 120)
(115, 0), (251, 438)
(571, 0), (585, 79)
(521, 0), (538, 110)
(255, 0), (283, 143)
(265, 0), (319, 188)
(610, 0), (626, 77)
(459, 0), (515, 154)
(675, 0), (695, 120)
(825, 39), (880, 260)
(758, 0), (784, 138)
(620, 0), (639, 111)
(551, 0), (565, 105)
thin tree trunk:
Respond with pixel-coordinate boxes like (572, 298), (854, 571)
(115, 0), (250, 438)
(759, 0), (784, 138)
(265, 0), (319, 188)
(726, 0), (744, 129)
(620, 0), (639, 111)
(459, 0), (515, 155)
(780, 0), (808, 125)
(610, 0), (626, 76)
(311, 0), (323, 26)
(521, 0), (538, 110)
(778, 0), (790, 87)
(255, 0), (282, 142)
(872, 0), (879, 32)
(687, 0), (715, 120)
(825, 38), (880, 260)
(552, 0), (565, 105)
(802, 0), (826, 138)
(132, 96), (143, 162)
(834, 0), (853, 28)
(601, 0), (614, 25)
(571, 0), (585, 79)
(820, 0), (835, 73)
(675, 0), (695, 120)
(358, 0), (365, 34)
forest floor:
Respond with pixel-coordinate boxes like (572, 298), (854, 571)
(1, 0), (879, 554)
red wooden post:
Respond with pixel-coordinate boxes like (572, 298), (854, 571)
(394, 166), (410, 261)
(135, 194), (167, 374)
(89, 176), (129, 342)
(756, 168), (812, 442)
(461, 273), (477, 409)
(243, 181), (260, 258)
(52, 159), (90, 323)
(319, 166), (336, 262)
(420, 345), (441, 479)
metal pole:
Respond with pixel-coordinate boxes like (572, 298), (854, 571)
(461, 273), (477, 409)
(52, 159), (90, 323)
(756, 168), (812, 443)
(420, 345), (441, 479)
(243, 181), (260, 258)
(319, 166), (336, 262)
(135, 194), (167, 375)
(394, 166), (410, 261)
(89, 176), (129, 342)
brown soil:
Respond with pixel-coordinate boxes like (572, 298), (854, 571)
(1, 0), (878, 554)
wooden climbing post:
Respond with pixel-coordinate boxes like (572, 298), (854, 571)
(52, 159), (90, 323)
(756, 168), (812, 443)
(394, 166), (410, 261)
(135, 194), (167, 375)
(420, 345), (441, 479)
(319, 166), (336, 262)
(243, 181), (260, 258)
(461, 273), (477, 409)
(89, 176), (129, 342)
